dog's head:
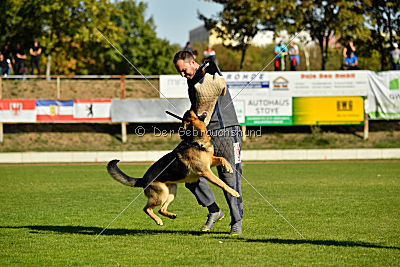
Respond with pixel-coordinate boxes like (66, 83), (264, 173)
(179, 110), (210, 142)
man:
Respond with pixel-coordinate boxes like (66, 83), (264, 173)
(183, 41), (193, 54)
(344, 51), (359, 70)
(30, 39), (42, 75)
(390, 43), (399, 70)
(13, 43), (26, 75)
(173, 51), (243, 234)
(274, 40), (287, 71)
(288, 41), (300, 71)
(203, 44), (216, 63)
(0, 53), (12, 76)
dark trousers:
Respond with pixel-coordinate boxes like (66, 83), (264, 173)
(14, 61), (24, 75)
(185, 126), (243, 224)
(31, 58), (41, 75)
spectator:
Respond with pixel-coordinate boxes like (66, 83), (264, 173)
(390, 43), (399, 70)
(183, 41), (193, 54)
(203, 44), (216, 62)
(344, 51), (359, 70)
(0, 53), (12, 76)
(288, 41), (300, 71)
(30, 39), (42, 75)
(274, 40), (287, 71)
(13, 43), (27, 75)
(2, 44), (12, 62)
(343, 40), (356, 68)
(192, 49), (198, 60)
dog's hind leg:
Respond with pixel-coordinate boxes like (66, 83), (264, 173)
(143, 185), (164, 226)
(158, 183), (177, 219)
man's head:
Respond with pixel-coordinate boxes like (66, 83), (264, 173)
(173, 51), (198, 79)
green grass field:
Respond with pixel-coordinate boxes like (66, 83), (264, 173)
(1, 161), (399, 265)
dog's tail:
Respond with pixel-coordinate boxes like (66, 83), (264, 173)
(107, 160), (140, 187)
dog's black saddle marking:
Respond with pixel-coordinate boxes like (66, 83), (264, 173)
(136, 151), (189, 187)
(182, 141), (207, 151)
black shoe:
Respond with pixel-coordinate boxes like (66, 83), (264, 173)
(200, 210), (224, 232)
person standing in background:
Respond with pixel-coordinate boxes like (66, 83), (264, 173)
(203, 44), (216, 63)
(30, 39), (42, 75)
(0, 53), (12, 76)
(183, 41), (193, 54)
(390, 43), (399, 70)
(274, 40), (287, 71)
(288, 41), (300, 71)
(13, 43), (27, 75)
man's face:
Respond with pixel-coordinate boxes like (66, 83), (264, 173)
(175, 59), (197, 79)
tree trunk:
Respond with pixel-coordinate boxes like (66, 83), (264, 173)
(239, 45), (247, 71)
(46, 54), (51, 80)
(318, 37), (326, 70)
(302, 43), (310, 71)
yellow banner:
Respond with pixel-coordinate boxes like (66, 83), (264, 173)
(293, 96), (364, 125)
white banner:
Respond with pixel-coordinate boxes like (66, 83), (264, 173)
(160, 70), (370, 99)
(0, 100), (36, 122)
(367, 71), (400, 119)
(73, 100), (111, 121)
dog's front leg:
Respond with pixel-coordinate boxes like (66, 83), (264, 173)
(202, 169), (239, 197)
(210, 156), (233, 173)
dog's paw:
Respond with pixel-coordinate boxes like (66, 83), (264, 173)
(156, 219), (164, 226)
(224, 163), (233, 173)
(230, 189), (240, 198)
(170, 214), (177, 219)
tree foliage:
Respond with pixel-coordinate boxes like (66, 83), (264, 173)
(199, 0), (274, 71)
(0, 0), (178, 75)
(202, 0), (399, 71)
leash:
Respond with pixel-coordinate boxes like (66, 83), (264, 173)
(165, 111), (183, 121)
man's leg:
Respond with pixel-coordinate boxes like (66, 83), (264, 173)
(211, 126), (243, 234)
(185, 178), (224, 231)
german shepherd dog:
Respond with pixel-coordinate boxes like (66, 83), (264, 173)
(107, 110), (239, 226)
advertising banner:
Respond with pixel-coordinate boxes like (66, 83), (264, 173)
(0, 99), (36, 122)
(111, 99), (191, 122)
(160, 70), (369, 99)
(232, 96), (292, 126)
(36, 100), (74, 122)
(292, 96), (364, 125)
(367, 71), (400, 120)
(73, 99), (111, 121)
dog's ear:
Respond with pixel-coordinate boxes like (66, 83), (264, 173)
(198, 112), (207, 122)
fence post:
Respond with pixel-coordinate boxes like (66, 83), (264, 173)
(56, 76), (60, 99)
(121, 122), (127, 143)
(120, 75), (127, 142)
(364, 97), (369, 140)
(241, 125), (246, 142)
(0, 77), (2, 143)
(120, 75), (125, 99)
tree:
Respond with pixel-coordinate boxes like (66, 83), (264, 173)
(284, 0), (367, 70)
(107, 1), (178, 75)
(199, 0), (274, 71)
(0, 0), (178, 75)
(362, 0), (400, 70)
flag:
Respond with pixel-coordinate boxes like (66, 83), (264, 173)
(36, 100), (74, 122)
(73, 99), (111, 121)
(0, 100), (36, 122)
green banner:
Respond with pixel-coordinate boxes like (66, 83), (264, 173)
(245, 116), (292, 126)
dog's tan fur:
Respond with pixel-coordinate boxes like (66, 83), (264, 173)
(107, 110), (239, 226)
